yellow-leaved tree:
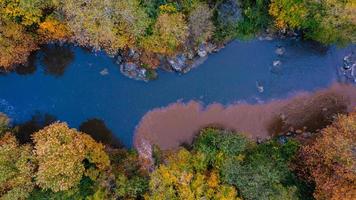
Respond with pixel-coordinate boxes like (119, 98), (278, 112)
(32, 122), (110, 192)
(141, 8), (188, 56)
(145, 149), (241, 200)
(0, 133), (35, 200)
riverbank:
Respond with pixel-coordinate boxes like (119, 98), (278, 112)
(1, 0), (354, 81)
(134, 83), (356, 159)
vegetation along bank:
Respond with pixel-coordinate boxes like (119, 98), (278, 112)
(1, 0), (355, 80)
(1, 110), (356, 199)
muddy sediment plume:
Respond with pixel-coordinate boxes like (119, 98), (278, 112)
(134, 83), (356, 152)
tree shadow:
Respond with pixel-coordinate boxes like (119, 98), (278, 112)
(15, 52), (38, 75)
(14, 112), (57, 144)
(79, 118), (123, 148)
(40, 44), (74, 77)
(267, 91), (349, 135)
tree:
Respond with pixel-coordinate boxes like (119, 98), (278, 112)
(0, 0), (46, 26)
(193, 128), (250, 168)
(192, 128), (302, 200)
(0, 133), (35, 200)
(269, 0), (356, 44)
(32, 122), (110, 192)
(308, 0), (356, 44)
(0, 113), (10, 135)
(188, 3), (214, 45)
(0, 20), (38, 69)
(141, 11), (188, 55)
(269, 0), (309, 30)
(297, 111), (356, 200)
(222, 140), (301, 200)
(37, 15), (71, 43)
(108, 148), (149, 200)
(145, 149), (240, 200)
(61, 0), (150, 54)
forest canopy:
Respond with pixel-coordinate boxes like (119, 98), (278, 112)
(1, 111), (355, 199)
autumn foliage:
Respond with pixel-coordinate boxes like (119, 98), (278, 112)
(0, 133), (34, 200)
(1, 110), (356, 199)
(297, 111), (356, 200)
(0, 20), (37, 70)
(32, 122), (110, 192)
(38, 16), (71, 42)
(145, 149), (240, 200)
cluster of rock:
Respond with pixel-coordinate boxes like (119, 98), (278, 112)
(271, 45), (285, 73)
(119, 49), (151, 82)
(253, 45), (286, 93)
(119, 42), (221, 81)
(165, 43), (219, 73)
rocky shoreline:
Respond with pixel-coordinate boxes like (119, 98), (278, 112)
(118, 42), (224, 82)
(118, 28), (306, 82)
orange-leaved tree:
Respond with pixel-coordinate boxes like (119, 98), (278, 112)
(297, 111), (356, 200)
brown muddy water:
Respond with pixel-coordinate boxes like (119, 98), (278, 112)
(134, 83), (356, 150)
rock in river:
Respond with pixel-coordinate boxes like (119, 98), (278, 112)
(340, 52), (356, 83)
(120, 62), (148, 81)
(100, 68), (109, 76)
(275, 46), (286, 56)
(273, 60), (282, 67)
(168, 54), (187, 72)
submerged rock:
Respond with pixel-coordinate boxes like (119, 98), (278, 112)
(100, 68), (109, 76)
(275, 46), (286, 56)
(256, 81), (264, 93)
(273, 60), (282, 67)
(258, 35), (274, 41)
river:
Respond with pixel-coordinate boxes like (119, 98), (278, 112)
(0, 39), (354, 147)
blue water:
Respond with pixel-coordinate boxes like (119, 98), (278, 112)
(0, 39), (354, 146)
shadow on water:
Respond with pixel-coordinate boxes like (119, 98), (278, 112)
(267, 90), (349, 135)
(15, 52), (38, 75)
(79, 118), (123, 148)
(14, 112), (57, 144)
(289, 40), (330, 55)
(40, 44), (74, 77)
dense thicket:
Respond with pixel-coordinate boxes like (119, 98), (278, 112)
(0, 0), (355, 70)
